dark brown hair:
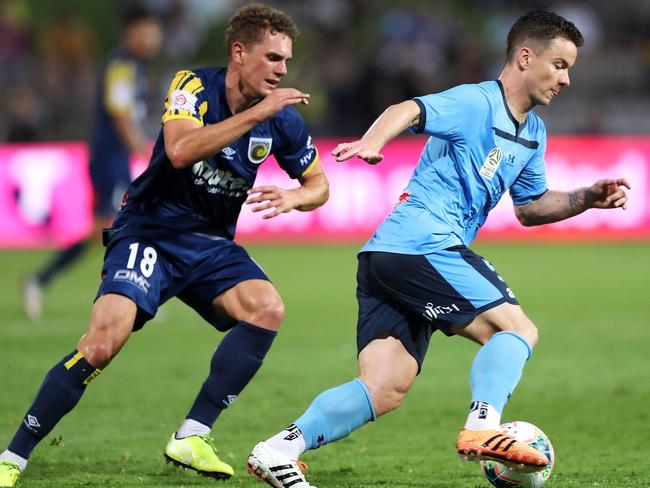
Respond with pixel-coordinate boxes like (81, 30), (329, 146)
(226, 3), (299, 53)
(506, 10), (584, 62)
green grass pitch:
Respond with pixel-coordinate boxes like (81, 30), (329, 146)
(1, 242), (649, 487)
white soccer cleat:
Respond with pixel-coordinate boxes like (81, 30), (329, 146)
(247, 441), (315, 488)
(22, 277), (43, 321)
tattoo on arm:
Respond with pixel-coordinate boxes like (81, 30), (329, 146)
(517, 188), (589, 226)
(568, 190), (580, 211)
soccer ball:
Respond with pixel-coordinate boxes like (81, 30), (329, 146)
(481, 421), (554, 488)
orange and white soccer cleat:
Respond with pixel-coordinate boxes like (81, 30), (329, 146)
(456, 428), (549, 473)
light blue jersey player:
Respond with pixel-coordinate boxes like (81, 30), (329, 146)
(363, 79), (548, 255)
(247, 11), (629, 488)
(0, 5), (328, 487)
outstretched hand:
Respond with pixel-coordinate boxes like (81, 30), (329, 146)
(332, 140), (384, 164)
(587, 178), (631, 210)
(254, 88), (309, 122)
(246, 185), (301, 219)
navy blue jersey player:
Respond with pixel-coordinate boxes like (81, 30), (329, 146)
(22, 6), (162, 321)
(247, 11), (630, 488)
(0, 4), (328, 486)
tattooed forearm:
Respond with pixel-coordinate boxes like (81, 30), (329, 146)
(568, 190), (581, 211)
(515, 189), (591, 226)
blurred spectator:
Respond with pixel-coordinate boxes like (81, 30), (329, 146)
(37, 6), (96, 140)
(1, 0), (650, 138)
(6, 84), (43, 142)
(22, 5), (163, 321)
(0, 0), (30, 80)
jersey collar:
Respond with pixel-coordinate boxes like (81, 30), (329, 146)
(495, 79), (528, 134)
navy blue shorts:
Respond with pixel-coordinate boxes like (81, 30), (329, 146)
(97, 226), (269, 331)
(356, 247), (518, 371)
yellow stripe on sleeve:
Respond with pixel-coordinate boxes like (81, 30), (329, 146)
(198, 101), (208, 118)
(184, 77), (203, 95)
(104, 60), (136, 116)
(300, 151), (320, 177)
(161, 70), (206, 126)
(170, 70), (192, 91)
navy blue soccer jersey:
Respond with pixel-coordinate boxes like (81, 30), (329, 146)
(89, 49), (149, 189)
(114, 67), (319, 239)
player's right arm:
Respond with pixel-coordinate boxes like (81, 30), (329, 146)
(163, 71), (309, 169)
(332, 100), (421, 164)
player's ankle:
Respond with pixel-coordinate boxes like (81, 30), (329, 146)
(463, 401), (501, 430)
(265, 425), (306, 459)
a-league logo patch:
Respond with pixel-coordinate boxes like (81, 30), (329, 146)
(479, 147), (502, 180)
(168, 89), (198, 115)
(248, 137), (273, 164)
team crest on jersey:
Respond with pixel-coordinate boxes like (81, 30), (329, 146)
(479, 147), (502, 180)
(248, 137), (273, 164)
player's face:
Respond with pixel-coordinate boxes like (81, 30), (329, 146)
(129, 19), (163, 58)
(525, 37), (577, 106)
(239, 30), (293, 99)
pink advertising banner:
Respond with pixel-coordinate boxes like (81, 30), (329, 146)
(1, 137), (649, 248)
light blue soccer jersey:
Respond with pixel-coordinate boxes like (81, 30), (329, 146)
(362, 80), (548, 255)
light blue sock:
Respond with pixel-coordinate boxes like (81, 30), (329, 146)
(294, 378), (376, 451)
(470, 331), (532, 413)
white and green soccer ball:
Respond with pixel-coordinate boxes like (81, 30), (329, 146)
(481, 421), (555, 488)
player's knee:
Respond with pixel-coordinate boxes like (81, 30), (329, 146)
(364, 379), (409, 417)
(519, 320), (539, 349)
(78, 340), (114, 369)
(80, 317), (132, 367)
(492, 317), (538, 350)
(240, 294), (285, 330)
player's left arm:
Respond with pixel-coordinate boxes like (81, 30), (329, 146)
(514, 178), (631, 226)
(246, 159), (329, 219)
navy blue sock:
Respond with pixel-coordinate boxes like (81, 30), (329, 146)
(37, 240), (89, 286)
(186, 321), (276, 428)
(8, 351), (101, 459)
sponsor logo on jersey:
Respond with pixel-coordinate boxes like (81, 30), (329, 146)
(248, 137), (273, 164)
(393, 192), (410, 211)
(114, 269), (151, 294)
(192, 160), (250, 197)
(479, 147), (502, 180)
(298, 135), (316, 167)
(422, 302), (460, 321)
(221, 146), (236, 160)
(168, 89), (197, 114)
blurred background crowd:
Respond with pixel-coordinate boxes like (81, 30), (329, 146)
(2, 0), (650, 143)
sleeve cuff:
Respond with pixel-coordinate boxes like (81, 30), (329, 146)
(412, 98), (426, 134)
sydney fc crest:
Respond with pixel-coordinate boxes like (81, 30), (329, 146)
(248, 137), (273, 164)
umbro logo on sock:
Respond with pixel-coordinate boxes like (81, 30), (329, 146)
(24, 415), (41, 431)
(222, 395), (237, 407)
